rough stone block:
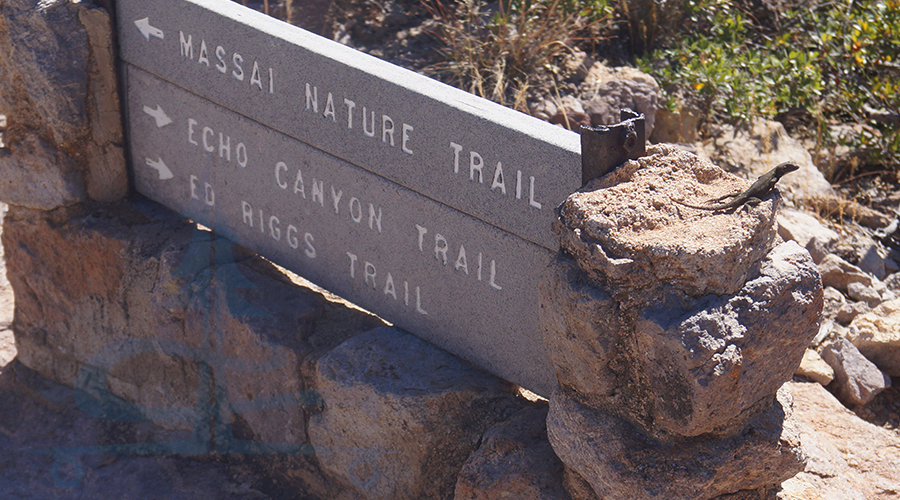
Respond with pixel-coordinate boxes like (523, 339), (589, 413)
(543, 234), (822, 437)
(0, 134), (86, 210)
(0, 0), (127, 208)
(308, 326), (522, 500)
(555, 146), (780, 299)
(634, 241), (823, 437)
(2, 198), (379, 446)
(454, 406), (570, 500)
(546, 384), (806, 500)
(539, 253), (621, 401)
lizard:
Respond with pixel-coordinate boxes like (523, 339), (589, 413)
(671, 161), (799, 212)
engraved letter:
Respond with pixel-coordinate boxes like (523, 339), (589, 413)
(236, 143), (248, 168)
(454, 245), (468, 274)
(364, 261), (377, 289)
(204, 183), (215, 206)
(323, 93), (336, 121)
(415, 224), (427, 251)
(187, 118), (198, 145)
(384, 273), (397, 300)
(215, 46), (227, 73)
(382, 115), (394, 146)
(434, 234), (448, 265)
(402, 124), (414, 155)
(190, 175), (200, 200)
(516, 170), (522, 199)
(344, 98), (355, 129)
(330, 186), (343, 214)
(287, 224), (298, 248)
(312, 180), (325, 206)
(218, 133), (230, 161)
(232, 53), (244, 81)
(305, 84), (318, 113)
(304, 233), (316, 258)
(294, 167), (306, 197)
(470, 151), (484, 183)
(242, 201), (253, 226)
(416, 287), (428, 315)
(198, 40), (209, 66)
(349, 197), (362, 223)
(202, 126), (214, 152)
(346, 252), (358, 278)
(179, 31), (193, 59)
(275, 162), (288, 189)
(490, 260), (502, 290)
(269, 67), (274, 94)
(491, 162), (506, 194)
(269, 215), (281, 240)
(250, 61), (263, 90)
(362, 107), (376, 137)
(529, 176), (542, 209)
(368, 204), (382, 233)
(450, 142), (463, 173)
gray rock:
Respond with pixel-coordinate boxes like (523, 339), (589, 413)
(579, 63), (659, 136)
(0, 0), (127, 208)
(805, 236), (829, 264)
(820, 338), (891, 406)
(546, 385), (806, 500)
(454, 406), (571, 500)
(858, 241), (890, 280)
(632, 241), (822, 437)
(818, 254), (874, 294)
(846, 281), (883, 307)
(308, 326), (521, 500)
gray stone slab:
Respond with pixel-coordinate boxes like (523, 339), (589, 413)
(123, 65), (558, 396)
(115, 0), (581, 251)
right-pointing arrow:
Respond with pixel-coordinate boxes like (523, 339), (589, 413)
(146, 157), (173, 180)
(134, 18), (164, 41)
(142, 104), (172, 128)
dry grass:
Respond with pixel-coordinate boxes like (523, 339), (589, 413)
(423, 0), (595, 109)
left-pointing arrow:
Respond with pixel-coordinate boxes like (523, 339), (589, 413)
(146, 157), (173, 180)
(142, 104), (172, 128)
(134, 18), (164, 41)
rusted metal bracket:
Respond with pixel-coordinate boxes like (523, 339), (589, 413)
(580, 109), (646, 185)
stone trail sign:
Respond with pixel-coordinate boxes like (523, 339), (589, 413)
(116, 0), (584, 396)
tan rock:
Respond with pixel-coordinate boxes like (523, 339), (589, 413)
(777, 208), (839, 249)
(454, 406), (570, 500)
(795, 348), (834, 385)
(547, 385), (806, 500)
(308, 326), (522, 500)
(779, 381), (900, 499)
(696, 119), (833, 203)
(0, 0), (126, 208)
(847, 299), (900, 376)
(556, 145), (780, 299)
